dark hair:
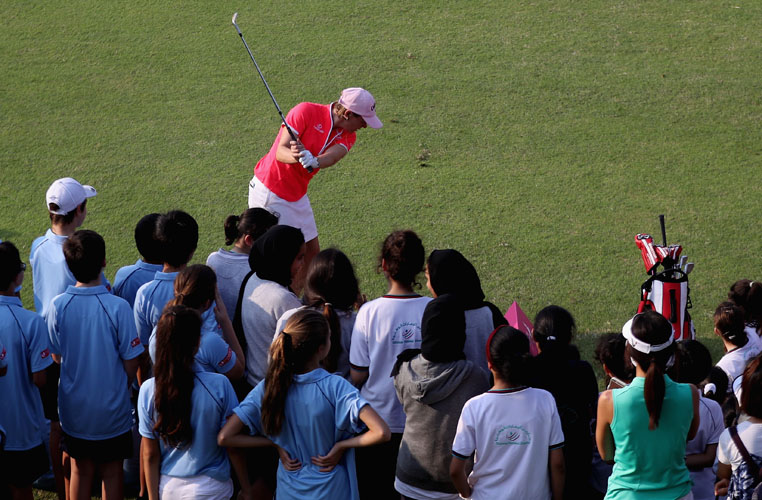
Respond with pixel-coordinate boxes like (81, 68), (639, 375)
(626, 311), (675, 430)
(741, 355), (762, 419)
(728, 279), (762, 327)
(303, 248), (360, 372)
(669, 339), (712, 386)
(135, 213), (162, 263)
(305, 248), (360, 311)
(533, 305), (576, 352)
(713, 301), (748, 348)
(167, 264), (216, 311)
(262, 309), (330, 435)
(223, 208), (278, 246)
(155, 210), (198, 268)
(48, 200), (86, 225)
(594, 333), (632, 382)
(63, 230), (105, 283)
(377, 230), (425, 288)
(0, 242), (23, 291)
(487, 325), (531, 385)
(153, 305), (202, 448)
(702, 366), (728, 405)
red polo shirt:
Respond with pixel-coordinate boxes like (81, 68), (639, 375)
(254, 102), (356, 202)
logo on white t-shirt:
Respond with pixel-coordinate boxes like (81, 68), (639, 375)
(391, 321), (421, 345)
(495, 425), (531, 446)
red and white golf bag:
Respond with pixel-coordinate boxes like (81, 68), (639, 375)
(637, 269), (695, 340)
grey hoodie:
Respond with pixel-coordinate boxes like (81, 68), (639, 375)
(394, 355), (490, 493)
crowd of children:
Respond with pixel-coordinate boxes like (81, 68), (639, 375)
(2, 176), (762, 500)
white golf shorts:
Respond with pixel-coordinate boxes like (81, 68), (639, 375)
(248, 176), (318, 242)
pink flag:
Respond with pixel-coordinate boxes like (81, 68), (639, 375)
(504, 301), (539, 356)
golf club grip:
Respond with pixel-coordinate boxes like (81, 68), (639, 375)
(659, 214), (667, 246)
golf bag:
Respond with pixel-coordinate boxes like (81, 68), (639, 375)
(637, 269), (695, 340)
(634, 225), (695, 341)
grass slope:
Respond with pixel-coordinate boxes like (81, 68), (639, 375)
(3, 1), (762, 380)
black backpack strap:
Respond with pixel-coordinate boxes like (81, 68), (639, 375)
(729, 425), (762, 483)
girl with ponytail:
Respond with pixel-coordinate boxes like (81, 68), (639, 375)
(275, 248), (363, 378)
(218, 309), (390, 500)
(139, 305), (243, 500)
(714, 301), (762, 398)
(450, 325), (565, 500)
(206, 208), (278, 319)
(596, 310), (699, 500)
(147, 264), (245, 380)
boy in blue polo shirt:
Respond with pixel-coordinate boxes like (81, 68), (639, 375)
(46, 230), (144, 500)
(133, 210), (200, 348)
(0, 242), (53, 499)
(113, 213), (163, 307)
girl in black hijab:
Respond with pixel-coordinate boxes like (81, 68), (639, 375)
(425, 249), (506, 373)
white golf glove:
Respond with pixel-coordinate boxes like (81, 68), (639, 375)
(299, 150), (319, 170)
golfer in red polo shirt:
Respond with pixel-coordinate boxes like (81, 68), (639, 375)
(248, 87), (381, 288)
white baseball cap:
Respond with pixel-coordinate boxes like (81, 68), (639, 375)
(46, 177), (97, 215)
(338, 87), (382, 129)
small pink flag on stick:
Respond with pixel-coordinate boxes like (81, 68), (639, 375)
(504, 301), (538, 356)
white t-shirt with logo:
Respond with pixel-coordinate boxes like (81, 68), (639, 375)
(686, 397), (724, 500)
(349, 294), (431, 433)
(717, 333), (762, 392)
(452, 387), (564, 500)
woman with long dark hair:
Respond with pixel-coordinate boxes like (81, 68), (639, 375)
(596, 311), (699, 499)
(138, 305), (242, 499)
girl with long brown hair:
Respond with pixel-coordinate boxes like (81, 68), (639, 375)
(595, 311), (700, 499)
(218, 308), (390, 500)
(147, 264), (244, 380)
(138, 305), (243, 500)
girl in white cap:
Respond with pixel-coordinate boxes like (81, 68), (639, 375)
(247, 88), (382, 291)
(595, 310), (700, 500)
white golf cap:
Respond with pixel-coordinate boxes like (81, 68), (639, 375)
(46, 177), (97, 215)
(338, 87), (382, 129)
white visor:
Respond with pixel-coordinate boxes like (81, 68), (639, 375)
(621, 316), (674, 353)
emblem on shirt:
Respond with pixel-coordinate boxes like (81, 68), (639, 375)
(219, 348), (232, 367)
(313, 124), (324, 134)
(391, 322), (421, 345)
(130, 337), (141, 348)
(40, 348), (50, 359)
(0, 347), (5, 360)
(495, 425), (531, 446)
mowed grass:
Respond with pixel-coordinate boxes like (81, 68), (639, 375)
(3, 1), (762, 383)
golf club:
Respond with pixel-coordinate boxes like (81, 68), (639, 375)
(231, 12), (313, 172)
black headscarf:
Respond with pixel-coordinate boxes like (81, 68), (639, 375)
(391, 293), (466, 376)
(427, 249), (507, 327)
(248, 225), (304, 288)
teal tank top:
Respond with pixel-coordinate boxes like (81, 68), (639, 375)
(605, 375), (693, 500)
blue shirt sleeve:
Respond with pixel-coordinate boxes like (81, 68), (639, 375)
(133, 288), (153, 348)
(45, 301), (61, 355)
(198, 333), (236, 374)
(220, 377), (239, 429)
(28, 314), (53, 373)
(116, 300), (143, 360)
(138, 379), (156, 439)
(332, 376), (369, 434)
(233, 382), (265, 436)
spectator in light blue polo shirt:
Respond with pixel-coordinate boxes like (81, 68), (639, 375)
(46, 230), (144, 500)
(134, 210), (201, 348)
(113, 213), (163, 308)
(30, 177), (111, 317)
(139, 305), (241, 498)
(0, 242), (53, 498)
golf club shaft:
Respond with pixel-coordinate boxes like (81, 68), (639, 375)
(231, 13), (315, 173)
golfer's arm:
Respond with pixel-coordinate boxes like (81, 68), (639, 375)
(275, 128), (300, 163)
(313, 144), (348, 169)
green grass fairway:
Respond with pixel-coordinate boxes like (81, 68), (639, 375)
(4, 0), (762, 389)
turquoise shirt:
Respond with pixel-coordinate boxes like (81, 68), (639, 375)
(606, 375), (693, 500)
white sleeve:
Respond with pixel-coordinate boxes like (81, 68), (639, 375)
(716, 429), (732, 465)
(452, 400), (477, 458)
(349, 306), (370, 368)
